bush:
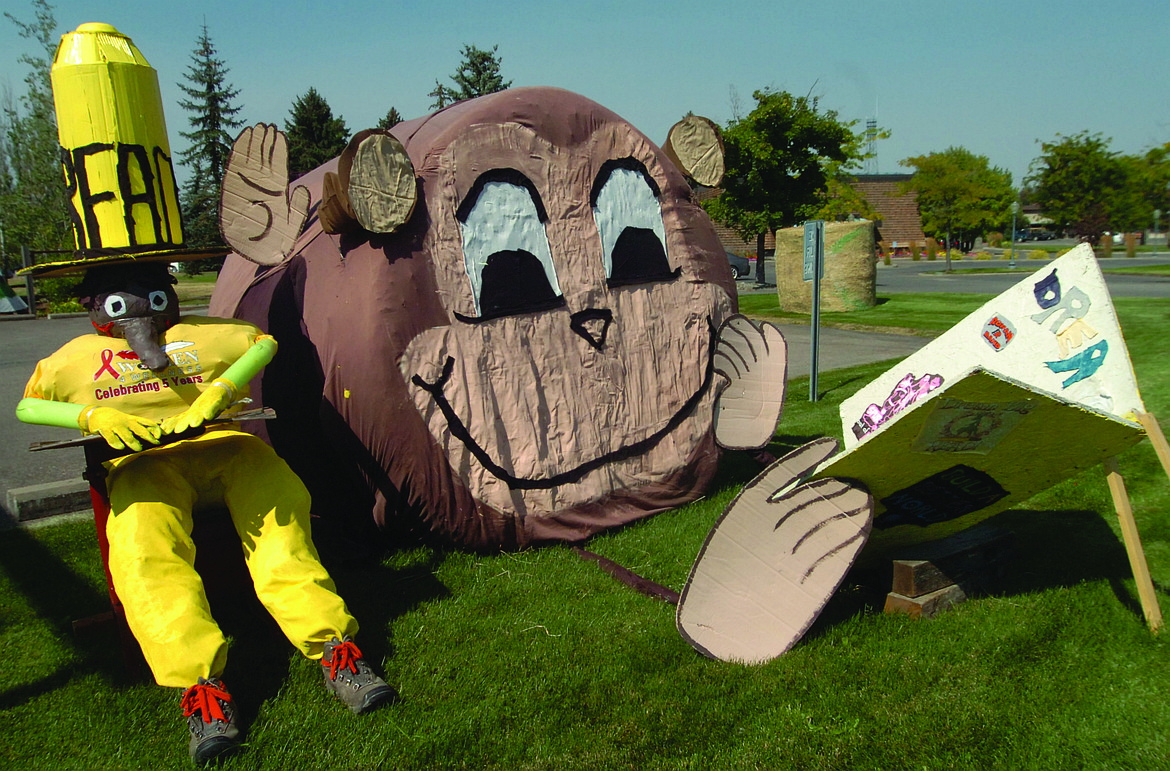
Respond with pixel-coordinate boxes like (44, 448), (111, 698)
(975, 251), (993, 260)
(33, 276), (84, 315)
(926, 239), (937, 261)
(1028, 249), (1048, 260)
(987, 231), (1004, 247)
(47, 299), (84, 313)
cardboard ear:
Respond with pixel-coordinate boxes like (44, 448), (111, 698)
(663, 115), (725, 187)
(320, 129), (417, 234)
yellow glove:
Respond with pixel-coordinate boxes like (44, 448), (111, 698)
(161, 377), (237, 435)
(78, 406), (162, 452)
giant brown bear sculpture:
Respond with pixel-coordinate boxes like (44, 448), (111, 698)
(211, 87), (785, 550)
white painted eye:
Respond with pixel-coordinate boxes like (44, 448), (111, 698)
(592, 159), (675, 286)
(149, 291), (168, 311)
(103, 294), (128, 318)
(457, 171), (561, 321)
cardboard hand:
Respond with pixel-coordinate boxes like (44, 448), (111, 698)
(676, 438), (873, 663)
(220, 123), (310, 266)
(161, 378), (236, 435)
(712, 315), (788, 450)
(81, 406), (162, 452)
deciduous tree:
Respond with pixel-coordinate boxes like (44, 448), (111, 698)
(1027, 132), (1131, 246)
(428, 45), (511, 109)
(701, 88), (856, 283)
(900, 147), (1015, 266)
(808, 122), (890, 223)
(285, 87), (349, 178)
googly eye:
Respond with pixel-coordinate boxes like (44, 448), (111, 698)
(103, 295), (128, 318)
(148, 291), (169, 311)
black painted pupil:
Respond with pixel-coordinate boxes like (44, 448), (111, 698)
(608, 227), (674, 287)
(479, 250), (559, 318)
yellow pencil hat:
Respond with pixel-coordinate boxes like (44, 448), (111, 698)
(21, 22), (226, 278)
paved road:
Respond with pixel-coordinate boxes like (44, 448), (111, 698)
(875, 253), (1170, 298)
(1, 314), (96, 508)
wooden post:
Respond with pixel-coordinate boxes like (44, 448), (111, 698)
(1135, 412), (1170, 482)
(1102, 456), (1164, 632)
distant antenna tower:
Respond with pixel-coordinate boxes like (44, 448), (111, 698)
(864, 118), (879, 175)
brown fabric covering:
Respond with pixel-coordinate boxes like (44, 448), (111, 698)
(211, 87), (736, 550)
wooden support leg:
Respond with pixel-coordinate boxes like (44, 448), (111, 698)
(1102, 456), (1164, 633)
(1136, 412), (1170, 483)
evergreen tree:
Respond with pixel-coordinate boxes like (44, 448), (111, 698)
(284, 87), (349, 178)
(376, 107), (404, 130)
(1, 0), (73, 274)
(176, 24), (244, 254)
(428, 44), (511, 109)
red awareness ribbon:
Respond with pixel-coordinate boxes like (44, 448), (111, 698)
(93, 349), (119, 381)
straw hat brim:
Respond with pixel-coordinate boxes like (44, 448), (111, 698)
(17, 247), (230, 279)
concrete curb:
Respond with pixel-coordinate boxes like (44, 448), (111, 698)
(5, 479), (92, 528)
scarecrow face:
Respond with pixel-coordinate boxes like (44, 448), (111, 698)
(397, 97), (734, 518)
(81, 264), (180, 371)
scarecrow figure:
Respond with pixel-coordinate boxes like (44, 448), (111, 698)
(14, 23), (393, 765)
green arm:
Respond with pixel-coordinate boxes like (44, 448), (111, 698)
(16, 397), (87, 430)
(220, 336), (277, 389)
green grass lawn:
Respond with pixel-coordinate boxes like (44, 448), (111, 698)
(3, 297), (1168, 769)
(1100, 264), (1170, 277)
(739, 292), (993, 335)
(174, 273), (219, 306)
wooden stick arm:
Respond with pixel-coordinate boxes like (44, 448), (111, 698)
(28, 408), (277, 464)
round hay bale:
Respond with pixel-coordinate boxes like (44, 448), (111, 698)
(775, 221), (876, 313)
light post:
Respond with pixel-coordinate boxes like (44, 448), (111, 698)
(1009, 201), (1020, 269)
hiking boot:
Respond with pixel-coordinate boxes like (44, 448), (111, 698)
(321, 636), (398, 714)
(181, 677), (241, 765)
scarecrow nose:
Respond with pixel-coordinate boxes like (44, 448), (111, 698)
(569, 308), (613, 350)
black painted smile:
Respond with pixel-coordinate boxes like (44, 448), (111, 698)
(411, 319), (717, 491)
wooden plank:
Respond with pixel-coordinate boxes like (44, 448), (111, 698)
(1103, 457), (1164, 633)
(892, 559), (956, 598)
(884, 584), (967, 619)
(1136, 412), (1170, 483)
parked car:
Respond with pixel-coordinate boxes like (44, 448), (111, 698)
(726, 252), (750, 280)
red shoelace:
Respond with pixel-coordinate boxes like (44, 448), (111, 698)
(322, 639), (363, 681)
(181, 680), (232, 723)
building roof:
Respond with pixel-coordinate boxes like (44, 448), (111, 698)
(851, 174), (926, 246)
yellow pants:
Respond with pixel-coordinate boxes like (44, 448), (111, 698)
(105, 432), (358, 688)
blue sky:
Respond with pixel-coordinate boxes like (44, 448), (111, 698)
(4, 0), (1168, 191)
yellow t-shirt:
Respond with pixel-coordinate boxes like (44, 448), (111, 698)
(24, 315), (260, 422)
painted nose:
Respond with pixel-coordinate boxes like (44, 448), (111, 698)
(569, 308), (612, 350)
